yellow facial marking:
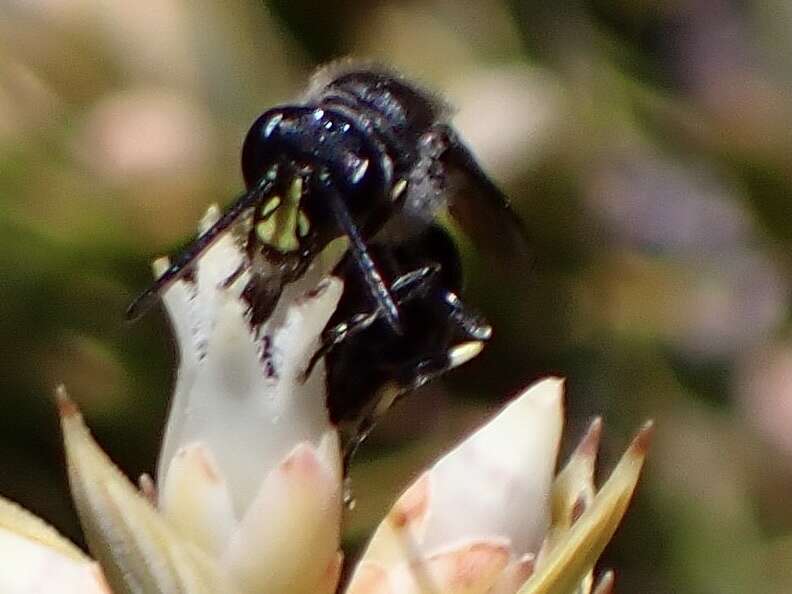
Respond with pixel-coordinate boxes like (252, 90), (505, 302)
(255, 177), (303, 253)
(261, 195), (281, 218)
(297, 209), (311, 238)
(256, 217), (277, 246)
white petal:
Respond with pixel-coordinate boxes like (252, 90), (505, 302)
(357, 472), (432, 567)
(224, 442), (342, 594)
(345, 562), (392, 594)
(349, 378), (564, 594)
(159, 442), (236, 557)
(59, 389), (235, 594)
(487, 554), (535, 594)
(0, 528), (109, 594)
(152, 256), (198, 369)
(157, 213), (344, 514)
(398, 541), (510, 594)
(420, 377), (564, 556)
(315, 429), (344, 486)
(0, 495), (86, 563)
(349, 541), (511, 594)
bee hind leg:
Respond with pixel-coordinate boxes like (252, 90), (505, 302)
(339, 341), (483, 475)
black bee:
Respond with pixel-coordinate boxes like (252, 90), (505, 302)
(126, 62), (528, 332)
(127, 63), (528, 461)
(318, 224), (493, 468)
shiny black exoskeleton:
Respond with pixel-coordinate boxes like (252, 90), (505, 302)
(127, 64), (528, 333)
(320, 225), (491, 466)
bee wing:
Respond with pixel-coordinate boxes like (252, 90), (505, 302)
(438, 127), (532, 262)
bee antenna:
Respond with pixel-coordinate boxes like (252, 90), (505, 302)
(318, 175), (403, 335)
(125, 176), (275, 321)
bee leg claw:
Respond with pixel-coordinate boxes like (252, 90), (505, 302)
(302, 311), (379, 381)
(390, 263), (441, 301)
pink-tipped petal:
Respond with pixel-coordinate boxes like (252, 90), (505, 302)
(138, 473), (157, 505)
(224, 442), (342, 594)
(544, 417), (601, 558)
(361, 472), (432, 567)
(159, 442), (236, 557)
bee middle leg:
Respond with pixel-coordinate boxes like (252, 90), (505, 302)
(301, 263), (442, 380)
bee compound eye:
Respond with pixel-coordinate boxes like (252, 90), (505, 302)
(242, 111), (286, 189)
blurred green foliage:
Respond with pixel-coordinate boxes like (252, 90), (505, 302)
(2, 1), (792, 592)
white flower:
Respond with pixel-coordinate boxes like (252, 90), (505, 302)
(345, 378), (563, 594)
(0, 497), (109, 594)
(153, 206), (345, 594)
(346, 378), (651, 594)
(0, 205), (651, 594)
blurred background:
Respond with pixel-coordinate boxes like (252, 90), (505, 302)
(1, 0), (791, 591)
